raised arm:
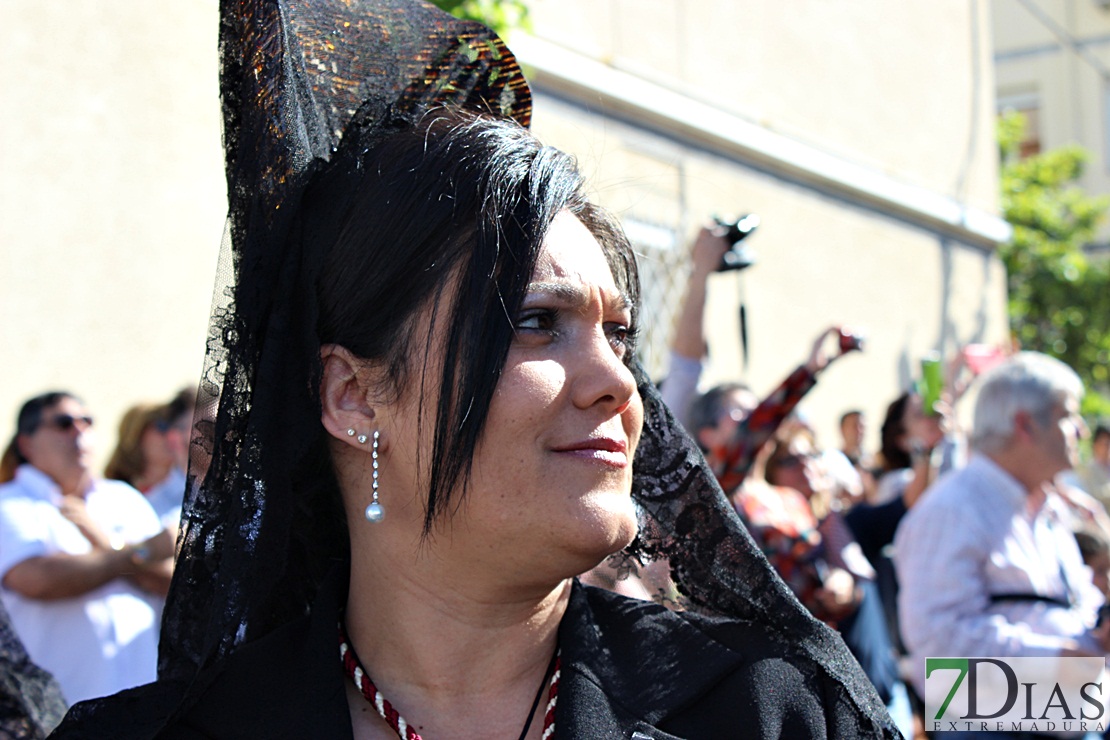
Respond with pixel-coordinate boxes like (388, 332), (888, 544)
(714, 327), (854, 492)
(899, 394), (950, 508)
(660, 226), (729, 427)
(671, 226), (729, 361)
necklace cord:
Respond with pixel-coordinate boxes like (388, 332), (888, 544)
(340, 620), (559, 740)
(517, 646), (559, 740)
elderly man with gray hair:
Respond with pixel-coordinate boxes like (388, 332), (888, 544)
(894, 352), (1109, 728)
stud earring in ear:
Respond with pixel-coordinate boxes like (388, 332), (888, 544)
(364, 430), (384, 523)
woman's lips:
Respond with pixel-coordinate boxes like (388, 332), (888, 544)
(552, 438), (629, 468)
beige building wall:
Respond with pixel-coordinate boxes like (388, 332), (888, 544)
(1, 0), (1009, 463)
(1, 0), (225, 467)
(527, 0), (1002, 214)
(991, 0), (1110, 244)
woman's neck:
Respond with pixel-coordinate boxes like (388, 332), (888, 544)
(343, 557), (570, 740)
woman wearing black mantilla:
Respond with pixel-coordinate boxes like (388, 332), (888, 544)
(52, 1), (899, 737)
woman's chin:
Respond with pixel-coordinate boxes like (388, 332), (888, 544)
(568, 500), (639, 569)
(608, 510), (639, 553)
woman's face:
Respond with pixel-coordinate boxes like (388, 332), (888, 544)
(697, 388), (758, 453)
(380, 210), (643, 581)
(140, 423), (175, 473)
(770, 435), (826, 498)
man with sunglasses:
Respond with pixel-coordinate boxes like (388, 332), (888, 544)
(0, 391), (173, 707)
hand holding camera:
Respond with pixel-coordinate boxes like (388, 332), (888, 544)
(690, 225), (732, 279)
(711, 213), (760, 272)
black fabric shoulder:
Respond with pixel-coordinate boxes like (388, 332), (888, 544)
(50, 681), (189, 740)
(165, 617), (347, 738)
(558, 582), (900, 739)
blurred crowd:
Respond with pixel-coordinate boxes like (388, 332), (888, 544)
(586, 226), (1110, 740)
(4, 226), (1110, 739)
(0, 388), (195, 735)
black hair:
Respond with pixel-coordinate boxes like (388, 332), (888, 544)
(313, 109), (639, 533)
(839, 409), (863, 427)
(879, 392), (912, 472)
(164, 387), (197, 426)
(1, 391), (79, 481)
(16, 391), (78, 437)
(1094, 424), (1110, 444)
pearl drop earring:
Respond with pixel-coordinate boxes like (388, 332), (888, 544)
(364, 430), (383, 523)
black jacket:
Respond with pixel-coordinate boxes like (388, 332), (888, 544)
(54, 573), (895, 739)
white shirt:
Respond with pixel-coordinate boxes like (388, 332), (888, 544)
(0, 465), (163, 705)
(894, 454), (1103, 697)
(873, 435), (966, 505)
(144, 466), (186, 531)
(821, 448), (863, 498)
(874, 467), (913, 506)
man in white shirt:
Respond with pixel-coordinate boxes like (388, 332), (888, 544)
(0, 392), (173, 706)
(894, 353), (1109, 714)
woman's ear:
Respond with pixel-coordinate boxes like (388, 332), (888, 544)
(320, 344), (379, 446)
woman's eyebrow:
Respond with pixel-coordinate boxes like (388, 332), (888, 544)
(526, 281), (632, 312)
(526, 281), (585, 304)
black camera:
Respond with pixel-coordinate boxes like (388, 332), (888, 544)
(713, 213), (760, 272)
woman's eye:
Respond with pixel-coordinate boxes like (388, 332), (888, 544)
(516, 309), (557, 333)
(605, 322), (636, 355)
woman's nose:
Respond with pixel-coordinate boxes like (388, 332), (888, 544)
(570, 330), (637, 413)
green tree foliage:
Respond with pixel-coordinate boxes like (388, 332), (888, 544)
(428, 0), (529, 37)
(998, 110), (1110, 417)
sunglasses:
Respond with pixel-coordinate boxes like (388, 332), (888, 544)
(776, 452), (817, 469)
(43, 413), (94, 432)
